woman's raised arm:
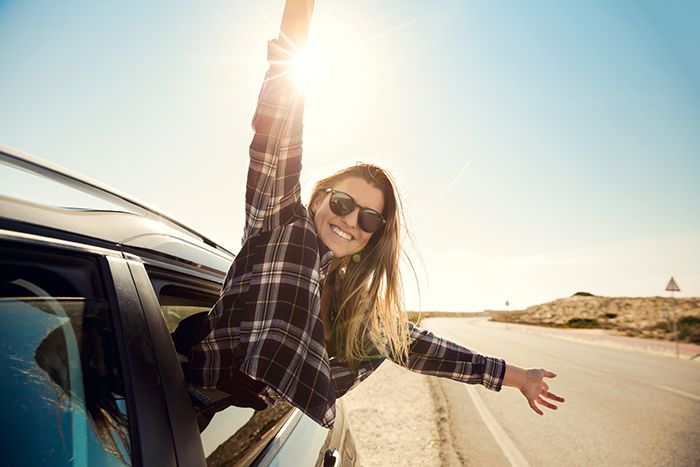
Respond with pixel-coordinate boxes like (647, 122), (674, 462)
(243, 0), (315, 240)
(278, 0), (314, 49)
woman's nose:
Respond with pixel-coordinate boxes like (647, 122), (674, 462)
(341, 208), (360, 228)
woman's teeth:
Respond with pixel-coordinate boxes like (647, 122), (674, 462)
(331, 224), (352, 241)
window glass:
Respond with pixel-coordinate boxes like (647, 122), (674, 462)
(146, 268), (294, 466)
(157, 284), (213, 333)
(0, 248), (131, 465)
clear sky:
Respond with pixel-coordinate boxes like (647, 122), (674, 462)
(1, 0), (699, 311)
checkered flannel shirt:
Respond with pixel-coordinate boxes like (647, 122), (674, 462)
(188, 40), (506, 428)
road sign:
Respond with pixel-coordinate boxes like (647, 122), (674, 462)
(666, 277), (680, 292)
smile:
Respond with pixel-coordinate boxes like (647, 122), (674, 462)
(330, 224), (353, 241)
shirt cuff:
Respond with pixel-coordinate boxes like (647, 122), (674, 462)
(268, 38), (294, 64)
(481, 357), (507, 392)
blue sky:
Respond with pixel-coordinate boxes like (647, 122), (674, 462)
(1, 0), (699, 310)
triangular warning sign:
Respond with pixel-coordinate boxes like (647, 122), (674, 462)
(666, 277), (680, 292)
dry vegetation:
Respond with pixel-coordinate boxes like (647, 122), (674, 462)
(488, 293), (700, 343)
(406, 310), (491, 326)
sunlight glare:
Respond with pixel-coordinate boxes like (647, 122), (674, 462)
(290, 47), (324, 90)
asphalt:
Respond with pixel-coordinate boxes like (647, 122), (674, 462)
(422, 317), (700, 467)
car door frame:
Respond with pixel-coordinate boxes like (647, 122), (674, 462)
(0, 229), (185, 466)
(124, 255), (208, 467)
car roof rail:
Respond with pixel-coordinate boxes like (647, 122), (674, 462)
(0, 144), (234, 257)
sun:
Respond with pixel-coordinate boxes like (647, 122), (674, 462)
(289, 47), (324, 90)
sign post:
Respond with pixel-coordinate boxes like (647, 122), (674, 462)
(665, 277), (680, 358)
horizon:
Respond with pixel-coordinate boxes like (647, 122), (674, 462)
(1, 0), (699, 310)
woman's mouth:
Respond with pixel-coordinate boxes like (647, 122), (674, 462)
(330, 224), (353, 241)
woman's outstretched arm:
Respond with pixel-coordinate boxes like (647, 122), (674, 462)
(388, 323), (564, 415)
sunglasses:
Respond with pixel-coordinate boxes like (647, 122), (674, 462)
(322, 187), (386, 233)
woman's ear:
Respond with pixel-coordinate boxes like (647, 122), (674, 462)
(310, 192), (325, 214)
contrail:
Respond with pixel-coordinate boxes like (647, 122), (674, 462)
(440, 161), (471, 197)
(328, 16), (425, 56)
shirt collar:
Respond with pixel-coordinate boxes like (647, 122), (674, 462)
(307, 205), (335, 278)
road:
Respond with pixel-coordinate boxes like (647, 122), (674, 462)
(421, 317), (700, 467)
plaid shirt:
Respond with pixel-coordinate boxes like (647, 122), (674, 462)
(188, 40), (506, 428)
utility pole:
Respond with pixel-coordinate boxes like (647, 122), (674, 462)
(666, 277), (680, 358)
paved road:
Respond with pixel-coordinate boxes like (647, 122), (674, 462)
(422, 317), (700, 467)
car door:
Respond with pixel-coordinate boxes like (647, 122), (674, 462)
(0, 233), (180, 466)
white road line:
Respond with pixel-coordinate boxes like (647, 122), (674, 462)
(465, 385), (531, 467)
(656, 385), (700, 402)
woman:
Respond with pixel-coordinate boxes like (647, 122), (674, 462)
(188, 0), (564, 428)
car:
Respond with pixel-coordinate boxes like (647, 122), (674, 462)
(0, 144), (359, 467)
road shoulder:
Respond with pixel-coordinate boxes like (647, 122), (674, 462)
(341, 361), (449, 466)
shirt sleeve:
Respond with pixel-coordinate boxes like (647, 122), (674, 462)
(392, 322), (506, 391)
(244, 39), (305, 241)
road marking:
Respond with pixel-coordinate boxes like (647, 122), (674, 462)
(465, 385), (531, 467)
(656, 385), (700, 402)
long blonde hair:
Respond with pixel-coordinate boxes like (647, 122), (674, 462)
(310, 163), (410, 368)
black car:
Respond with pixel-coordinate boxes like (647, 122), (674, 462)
(0, 144), (358, 467)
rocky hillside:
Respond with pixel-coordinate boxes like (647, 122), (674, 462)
(490, 293), (700, 343)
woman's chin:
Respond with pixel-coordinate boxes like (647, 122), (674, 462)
(320, 228), (352, 258)
(327, 242), (350, 259)
(333, 243), (357, 259)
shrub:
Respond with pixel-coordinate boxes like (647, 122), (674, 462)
(678, 316), (700, 326)
(603, 313), (618, 319)
(567, 318), (599, 329)
(677, 316), (700, 343)
(572, 291), (594, 297)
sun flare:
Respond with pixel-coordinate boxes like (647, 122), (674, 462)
(289, 47), (324, 90)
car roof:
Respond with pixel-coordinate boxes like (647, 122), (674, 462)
(0, 144), (234, 273)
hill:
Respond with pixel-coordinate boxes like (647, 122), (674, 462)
(489, 294), (700, 343)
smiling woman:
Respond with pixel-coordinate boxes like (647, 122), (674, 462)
(181, 0), (564, 434)
(311, 176), (386, 257)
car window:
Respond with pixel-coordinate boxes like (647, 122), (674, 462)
(145, 267), (294, 466)
(156, 284), (213, 333)
(0, 246), (131, 466)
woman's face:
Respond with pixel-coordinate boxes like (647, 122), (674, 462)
(313, 176), (385, 258)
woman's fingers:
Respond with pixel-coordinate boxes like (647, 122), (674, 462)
(536, 396), (558, 411)
(529, 399), (544, 416)
(542, 390), (565, 403)
(523, 368), (564, 414)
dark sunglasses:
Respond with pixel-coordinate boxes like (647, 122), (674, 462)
(322, 187), (386, 233)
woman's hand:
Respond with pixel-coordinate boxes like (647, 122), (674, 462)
(504, 365), (565, 415)
(519, 368), (565, 415)
(279, 0), (315, 49)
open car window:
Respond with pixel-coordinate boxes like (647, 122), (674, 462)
(145, 267), (294, 466)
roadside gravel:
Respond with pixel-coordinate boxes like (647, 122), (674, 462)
(340, 361), (453, 466)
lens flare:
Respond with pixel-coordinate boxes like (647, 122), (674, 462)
(290, 47), (324, 90)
